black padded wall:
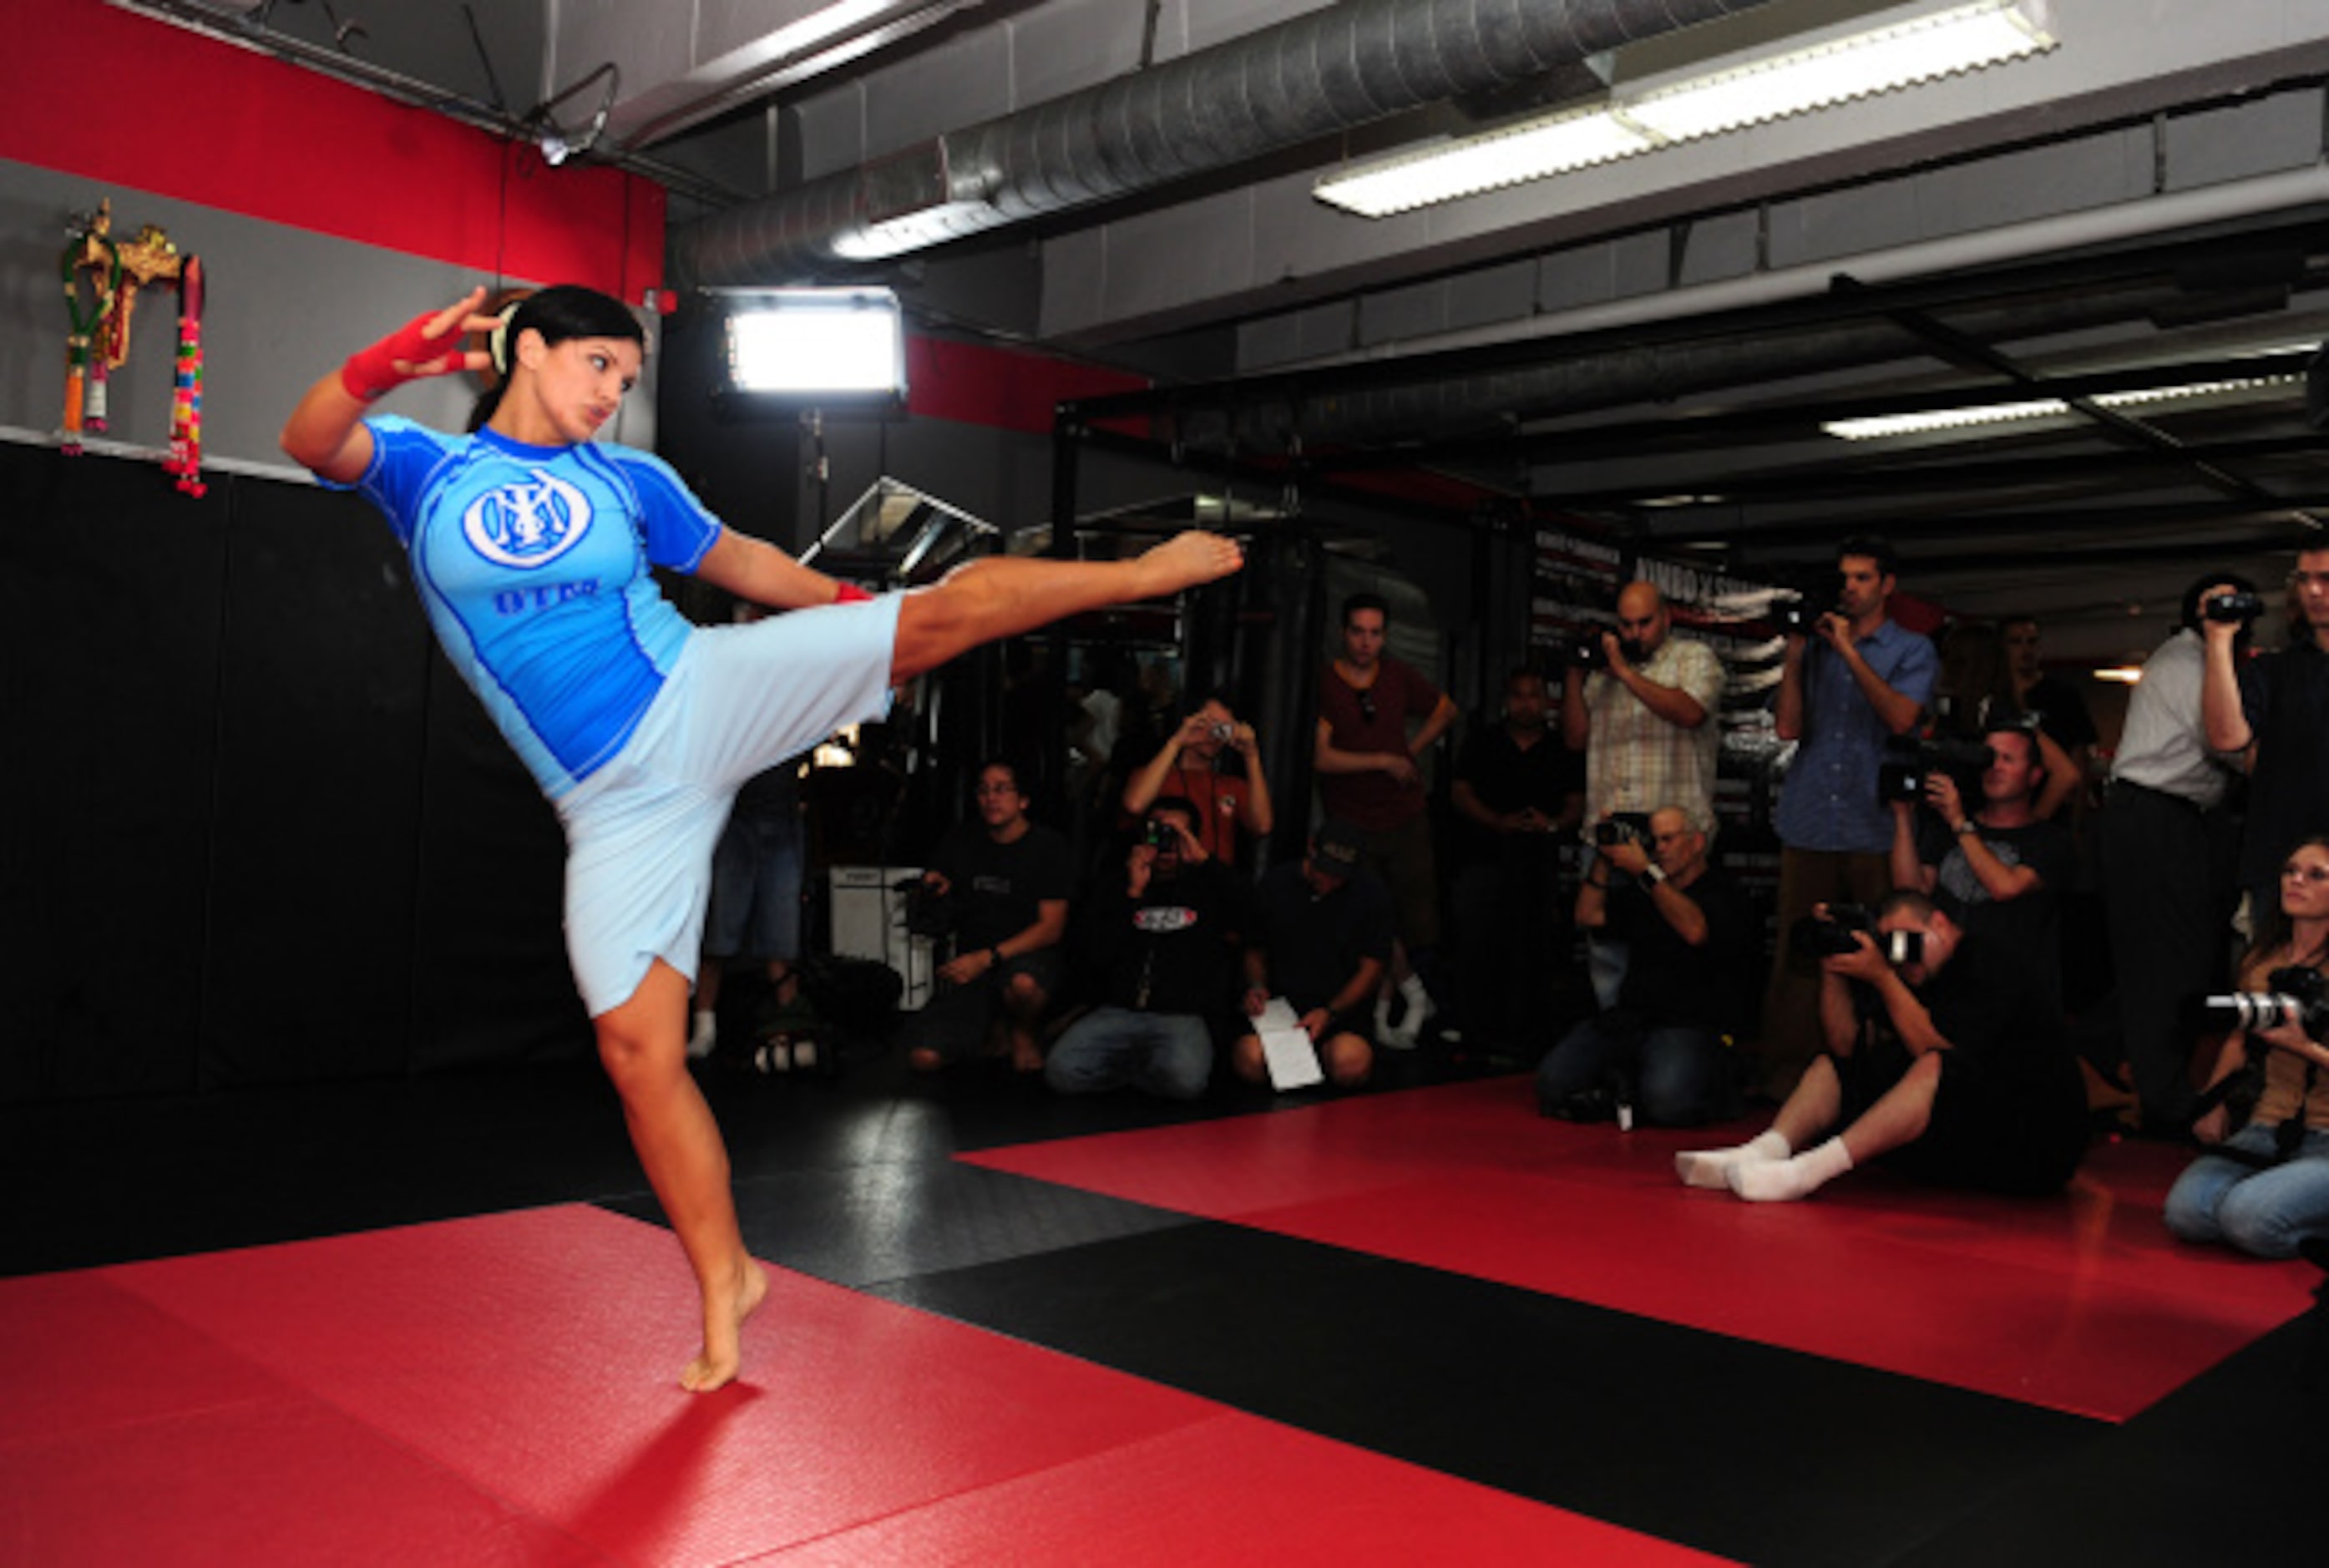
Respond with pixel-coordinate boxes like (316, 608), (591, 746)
(2, 445), (225, 1100)
(0, 443), (588, 1104)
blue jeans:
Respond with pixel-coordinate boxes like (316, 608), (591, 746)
(1046, 1007), (1213, 1101)
(1536, 1015), (1730, 1126)
(2164, 1122), (2329, 1259)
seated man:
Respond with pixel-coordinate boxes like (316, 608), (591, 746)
(901, 758), (1073, 1074)
(1537, 806), (1753, 1125)
(1231, 820), (1392, 1090)
(1047, 795), (1248, 1101)
(1676, 889), (2089, 1202)
(1890, 716), (2072, 1011)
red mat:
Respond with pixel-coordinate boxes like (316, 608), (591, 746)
(0, 1206), (1726, 1567)
(964, 1077), (2316, 1421)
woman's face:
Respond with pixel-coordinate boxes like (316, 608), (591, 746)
(518, 331), (642, 443)
(2280, 842), (2329, 920)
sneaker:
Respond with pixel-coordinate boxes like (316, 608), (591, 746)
(754, 1036), (793, 1075)
(686, 1011), (718, 1060)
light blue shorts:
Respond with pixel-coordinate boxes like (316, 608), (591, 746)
(554, 594), (901, 1017)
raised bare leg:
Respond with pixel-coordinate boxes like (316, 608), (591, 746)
(890, 532), (1243, 684)
(595, 959), (768, 1392)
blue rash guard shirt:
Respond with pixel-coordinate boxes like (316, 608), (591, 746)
(347, 416), (721, 797)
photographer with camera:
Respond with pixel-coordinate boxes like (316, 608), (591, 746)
(1760, 535), (1940, 1097)
(1537, 807), (1754, 1125)
(1120, 690), (1274, 868)
(900, 759), (1075, 1075)
(1888, 718), (2072, 1011)
(2204, 548), (2329, 929)
(1046, 796), (1249, 1101)
(1679, 889), (2089, 1202)
(2164, 834), (2329, 1258)
(1561, 581), (1727, 1009)
(2099, 574), (2255, 1130)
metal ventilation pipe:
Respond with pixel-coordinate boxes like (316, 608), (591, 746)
(676, 0), (1779, 286)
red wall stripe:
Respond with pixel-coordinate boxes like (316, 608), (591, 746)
(904, 335), (1147, 433)
(3, 0), (661, 301)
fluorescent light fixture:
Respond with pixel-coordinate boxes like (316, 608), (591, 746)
(2093, 666), (2144, 685)
(722, 288), (906, 401)
(1823, 371), (2300, 440)
(1316, 0), (2057, 217)
(1316, 106), (1654, 218)
(1623, 0), (2058, 143)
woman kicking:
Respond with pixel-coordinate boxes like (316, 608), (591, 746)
(283, 284), (1240, 1390)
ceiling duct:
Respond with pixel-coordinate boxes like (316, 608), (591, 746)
(674, 0), (1781, 286)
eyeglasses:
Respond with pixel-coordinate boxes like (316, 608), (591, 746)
(1356, 690), (1377, 724)
(2280, 862), (2329, 884)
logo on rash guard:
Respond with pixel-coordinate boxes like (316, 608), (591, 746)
(463, 468), (591, 569)
(1134, 906), (1197, 933)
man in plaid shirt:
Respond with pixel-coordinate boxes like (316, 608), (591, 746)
(1562, 580), (1727, 1005)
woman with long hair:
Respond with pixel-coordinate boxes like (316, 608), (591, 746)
(282, 285), (1240, 1389)
(2163, 832), (2329, 1258)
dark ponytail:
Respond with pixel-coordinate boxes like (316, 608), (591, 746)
(467, 285), (646, 432)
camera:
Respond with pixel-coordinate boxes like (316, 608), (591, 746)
(1567, 630), (1609, 670)
(1876, 735), (1996, 804)
(2204, 591), (2266, 625)
(2204, 965), (2329, 1039)
(1208, 721), (1236, 744)
(1144, 817), (1179, 849)
(1789, 903), (1924, 964)
(1593, 812), (1653, 847)
(895, 875), (956, 939)
(1775, 571), (1847, 635)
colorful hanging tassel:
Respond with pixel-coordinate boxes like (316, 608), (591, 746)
(60, 226), (119, 455)
(170, 256), (205, 497)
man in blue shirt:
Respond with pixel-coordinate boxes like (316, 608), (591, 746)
(1760, 535), (1938, 1096)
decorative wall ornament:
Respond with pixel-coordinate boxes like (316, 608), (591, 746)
(61, 199), (206, 495)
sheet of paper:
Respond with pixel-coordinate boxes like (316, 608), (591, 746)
(1254, 997), (1322, 1090)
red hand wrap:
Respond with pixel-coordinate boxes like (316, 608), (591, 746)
(834, 582), (874, 604)
(340, 310), (466, 402)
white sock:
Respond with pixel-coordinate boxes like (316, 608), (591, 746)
(686, 1009), (717, 1060)
(791, 1039), (818, 1071)
(1675, 1130), (1791, 1189)
(755, 1039), (792, 1074)
(1729, 1136), (1854, 1202)
(1399, 973), (1430, 1010)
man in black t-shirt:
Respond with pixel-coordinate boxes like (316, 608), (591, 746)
(1047, 795), (1248, 1100)
(1890, 720), (2070, 1010)
(904, 759), (1075, 1073)
(1537, 806), (1752, 1125)
(1232, 820), (1395, 1090)
(1675, 889), (2089, 1201)
(1451, 666), (1586, 1049)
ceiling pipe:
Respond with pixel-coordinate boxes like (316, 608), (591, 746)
(674, 0), (1782, 287)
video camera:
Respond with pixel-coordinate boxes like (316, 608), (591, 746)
(1593, 812), (1654, 847)
(1774, 569), (1847, 636)
(1876, 734), (1996, 805)
(1789, 903), (1924, 965)
(2203, 590), (2266, 625)
(2204, 965), (2329, 1039)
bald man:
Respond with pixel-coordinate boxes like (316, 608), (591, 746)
(1562, 580), (1727, 1005)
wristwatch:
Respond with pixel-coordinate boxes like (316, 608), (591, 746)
(990, 945), (1006, 968)
(1643, 863), (1668, 884)
(1952, 820), (1978, 836)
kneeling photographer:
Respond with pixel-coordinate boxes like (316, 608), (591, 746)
(1537, 807), (1754, 1126)
(1674, 889), (2089, 1201)
(2164, 832), (2329, 1259)
(1887, 717), (2073, 1012)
